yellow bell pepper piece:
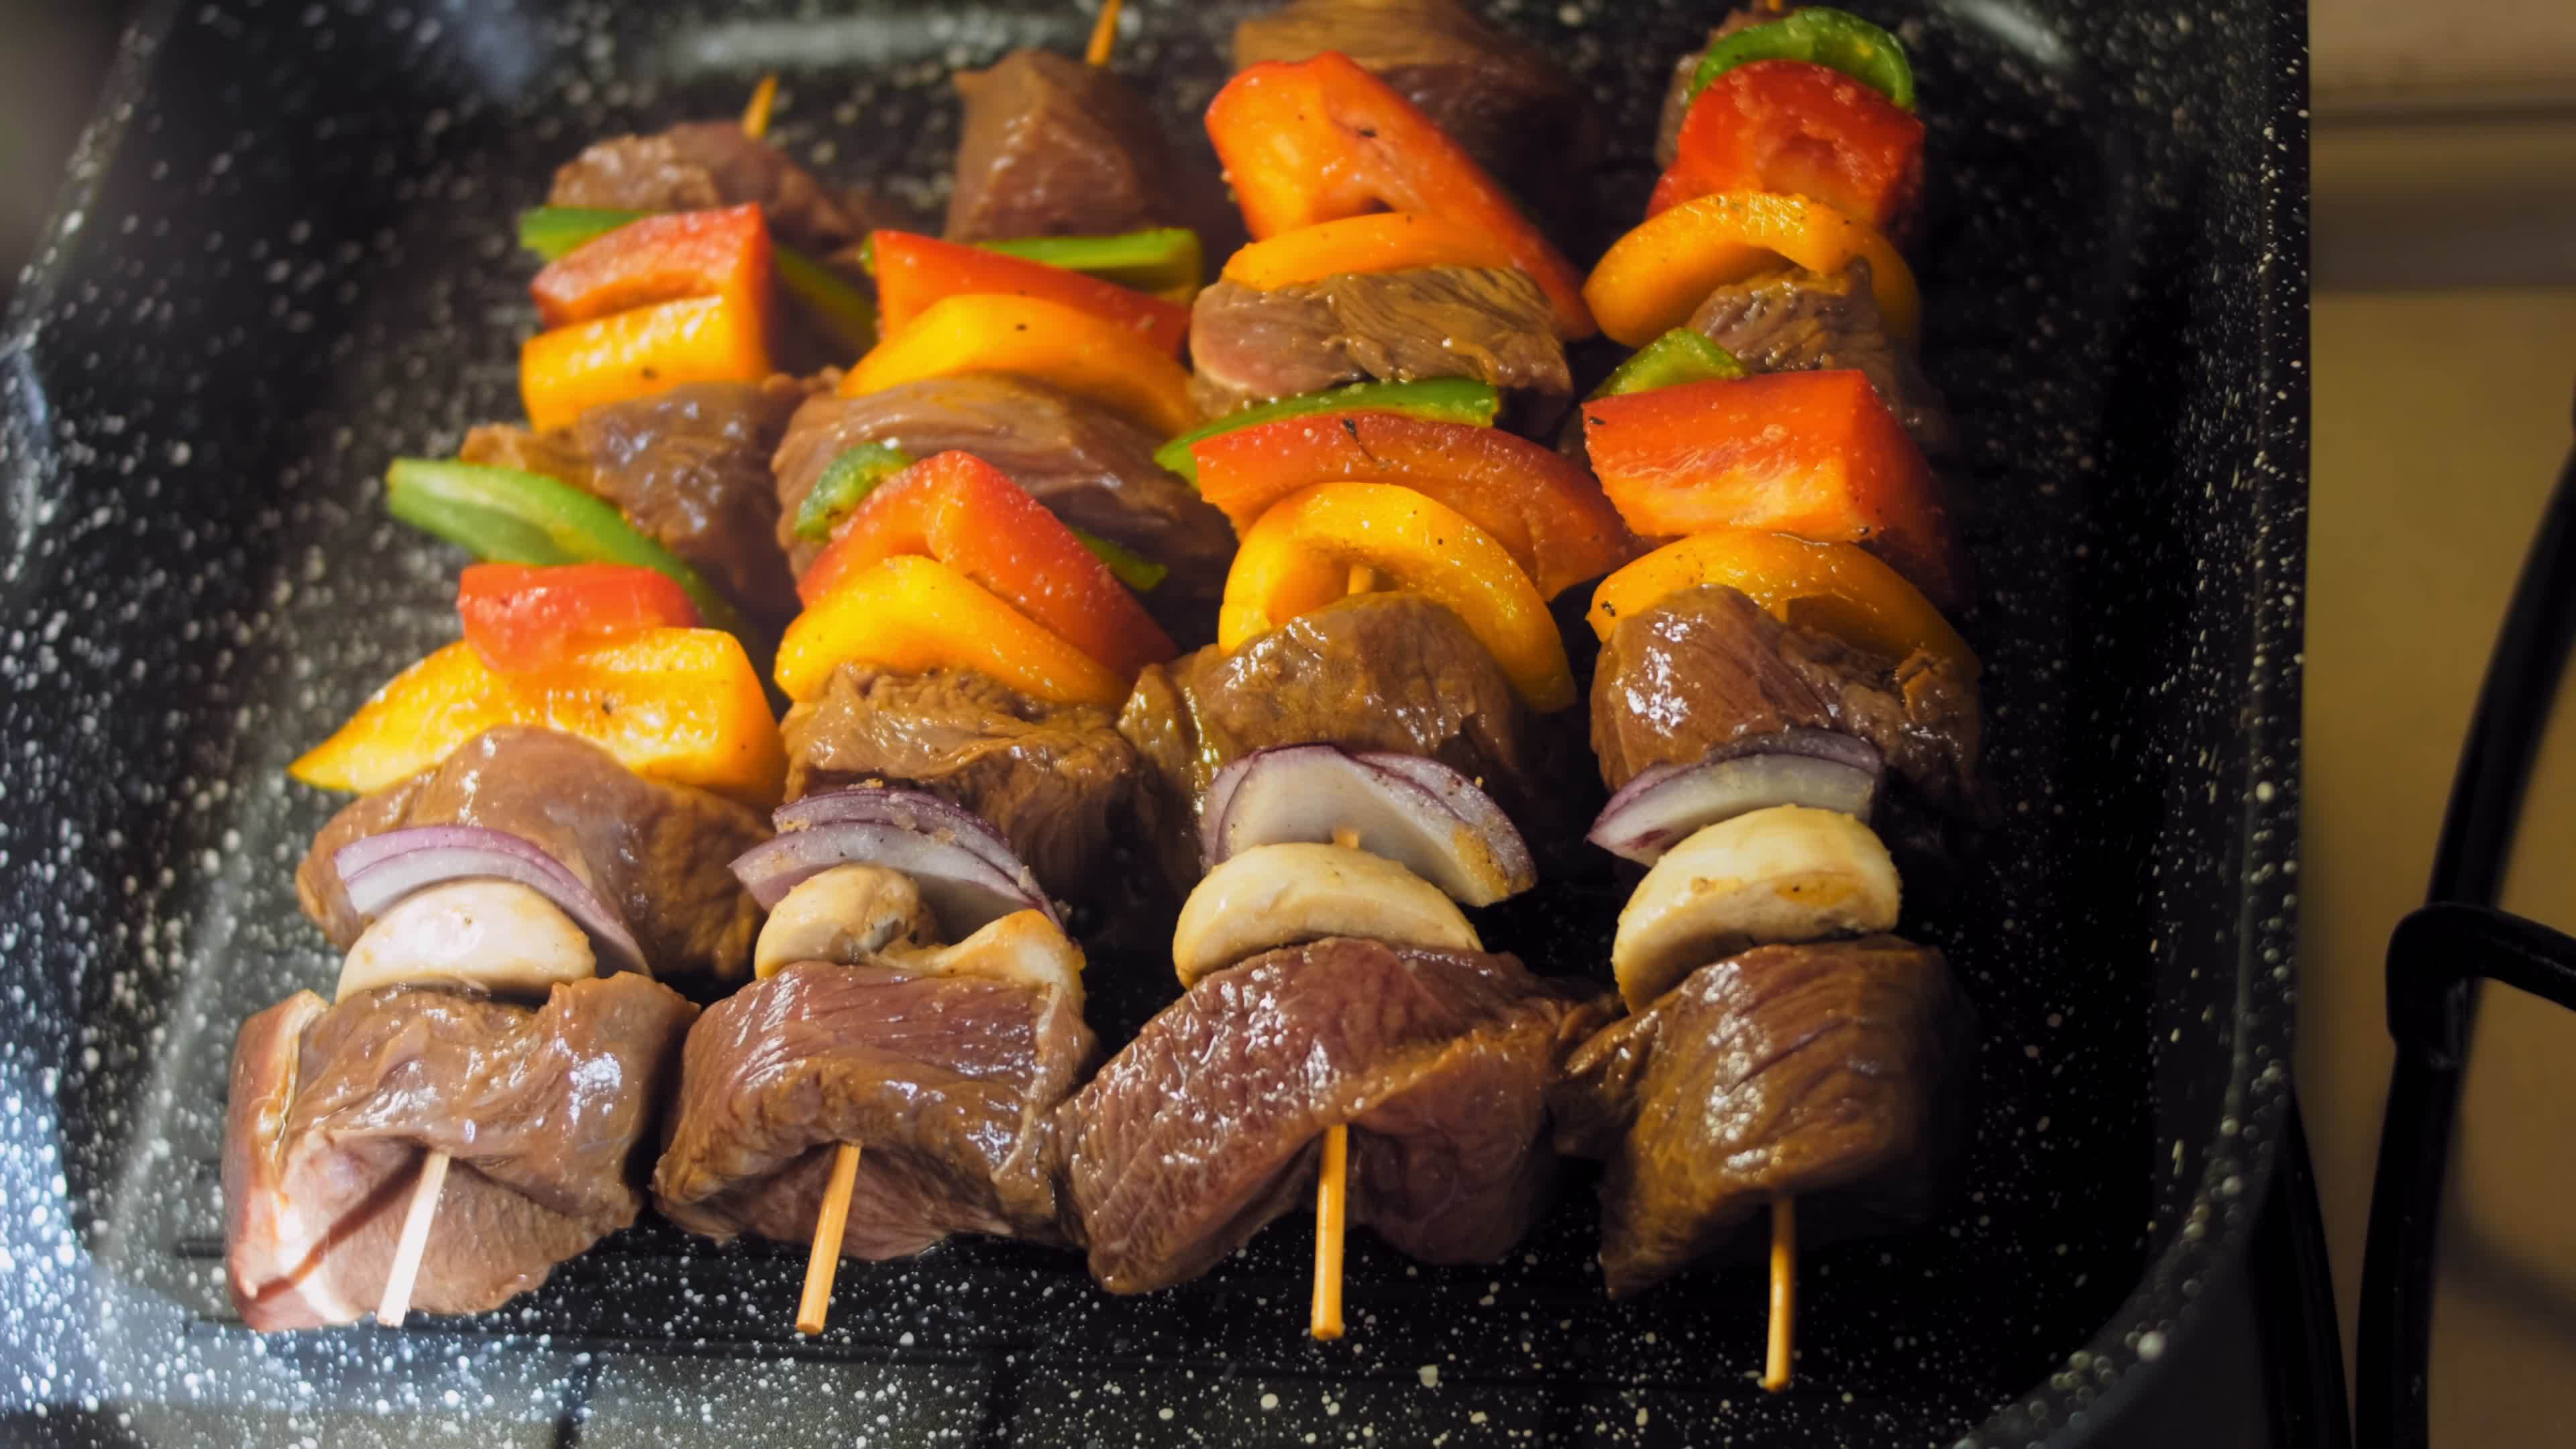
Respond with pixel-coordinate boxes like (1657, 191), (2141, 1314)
(842, 292), (1201, 438)
(775, 553), (1129, 708)
(288, 629), (786, 806)
(520, 292), (772, 433)
(1587, 529), (1977, 676)
(1220, 482), (1574, 712)
(1581, 190), (1919, 348)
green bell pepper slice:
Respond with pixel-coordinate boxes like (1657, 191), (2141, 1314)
(1069, 528), (1167, 593)
(1589, 329), (1749, 400)
(515, 206), (877, 351)
(1152, 378), (1504, 485)
(1688, 7), (1916, 111)
(852, 226), (1206, 304)
(386, 458), (745, 637)
(790, 443), (917, 543)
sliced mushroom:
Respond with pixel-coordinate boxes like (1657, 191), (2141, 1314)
(888, 909), (1088, 1008)
(753, 863), (941, 978)
(1171, 842), (1481, 989)
(1610, 804), (1901, 1010)
(335, 879), (596, 1002)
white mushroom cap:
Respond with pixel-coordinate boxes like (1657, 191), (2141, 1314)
(1171, 841), (1481, 989)
(335, 879), (596, 1002)
(753, 863), (941, 978)
(1611, 804), (1901, 1011)
(888, 909), (1087, 1008)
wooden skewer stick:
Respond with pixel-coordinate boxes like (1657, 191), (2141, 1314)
(1762, 1196), (1796, 1392)
(1311, 1123), (1350, 1339)
(376, 1150), (450, 1328)
(797, 1141), (864, 1335)
(1085, 0), (1124, 68)
(742, 73), (780, 140)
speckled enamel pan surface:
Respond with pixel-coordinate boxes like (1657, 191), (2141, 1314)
(0, 1), (2306, 1444)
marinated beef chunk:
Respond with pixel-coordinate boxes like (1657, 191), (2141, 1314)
(298, 727), (773, 981)
(1688, 262), (1959, 457)
(1059, 937), (1610, 1293)
(781, 663), (1144, 903)
(459, 421), (593, 491)
(1233, 0), (1603, 227)
(1551, 936), (1973, 1296)
(653, 957), (1095, 1257)
(1590, 585), (1980, 816)
(549, 121), (884, 252)
(573, 376), (809, 627)
(223, 976), (697, 1330)
(1187, 267), (1571, 426)
(1654, 7), (1793, 168)
(945, 50), (1239, 255)
(1118, 592), (1537, 888)
(771, 376), (1234, 641)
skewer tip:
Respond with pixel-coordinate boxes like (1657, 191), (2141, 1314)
(1085, 0), (1125, 68)
(796, 1141), (865, 1336)
(1762, 1196), (1796, 1393)
(742, 73), (780, 140)
(376, 1149), (451, 1329)
(1311, 1122), (1349, 1340)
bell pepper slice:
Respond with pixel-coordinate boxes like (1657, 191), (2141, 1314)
(385, 458), (744, 636)
(1688, 6), (1916, 111)
(1590, 328), (1750, 399)
(1220, 482), (1574, 711)
(1205, 52), (1596, 340)
(776, 553), (1128, 708)
(979, 228), (1206, 301)
(843, 292), (1199, 438)
(790, 442), (916, 543)
(530, 204), (771, 329)
(872, 229), (1192, 357)
(1588, 529), (1975, 680)
(1583, 189), (1919, 348)
(1654, 60), (1925, 234)
(288, 630), (786, 807)
(521, 292), (773, 433)
(1220, 212), (1518, 291)
(1154, 378), (1500, 484)
(1582, 370), (1963, 611)
(1071, 528), (1168, 592)
(519, 206), (877, 352)
(458, 562), (703, 674)
(798, 451), (1177, 681)
(1191, 412), (1640, 600)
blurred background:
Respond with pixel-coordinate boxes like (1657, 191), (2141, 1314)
(3, 0), (2574, 1443)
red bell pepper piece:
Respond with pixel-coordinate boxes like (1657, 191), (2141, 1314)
(1581, 370), (1965, 612)
(798, 451), (1177, 682)
(529, 204), (774, 329)
(1204, 52), (1596, 340)
(1189, 412), (1641, 600)
(457, 561), (704, 673)
(871, 229), (1192, 358)
(1650, 60), (1925, 237)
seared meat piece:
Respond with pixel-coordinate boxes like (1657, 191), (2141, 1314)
(1551, 936), (1973, 1296)
(573, 377), (809, 627)
(549, 121), (884, 252)
(945, 50), (1239, 255)
(298, 727), (772, 982)
(654, 956), (1095, 1257)
(459, 421), (593, 491)
(771, 376), (1234, 642)
(1234, 0), (1602, 227)
(1187, 267), (1571, 425)
(1119, 592), (1538, 888)
(781, 663), (1144, 903)
(1654, 7), (1792, 169)
(223, 976), (697, 1330)
(1058, 937), (1610, 1293)
(1688, 262), (1959, 457)
(1590, 585), (1980, 816)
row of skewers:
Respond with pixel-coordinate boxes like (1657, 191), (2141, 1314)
(222, 0), (1982, 1393)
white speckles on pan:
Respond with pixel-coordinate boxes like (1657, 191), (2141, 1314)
(0, 1), (2304, 1445)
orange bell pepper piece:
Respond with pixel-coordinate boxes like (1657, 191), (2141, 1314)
(1581, 371), (1964, 611)
(529, 204), (773, 329)
(1588, 529), (1976, 678)
(798, 451), (1175, 680)
(1220, 482), (1573, 712)
(288, 629), (786, 806)
(1220, 212), (1519, 291)
(458, 562), (703, 673)
(1650, 61), (1925, 236)
(843, 293), (1199, 438)
(1582, 190), (1918, 348)
(1205, 53), (1596, 340)
(1189, 411), (1641, 600)
(520, 292), (772, 432)
(871, 229), (1191, 358)
(775, 553), (1128, 708)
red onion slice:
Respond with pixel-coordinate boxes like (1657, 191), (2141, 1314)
(732, 794), (1057, 938)
(1586, 730), (1884, 865)
(1201, 745), (1538, 906)
(771, 787), (1028, 883)
(332, 826), (649, 975)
